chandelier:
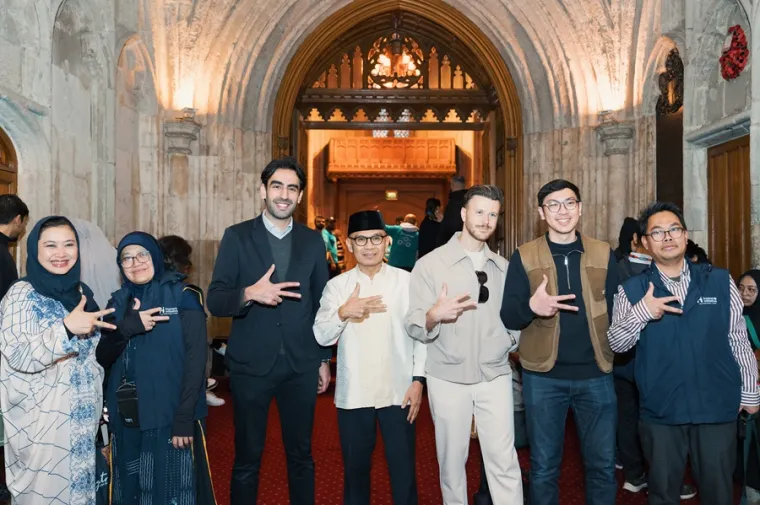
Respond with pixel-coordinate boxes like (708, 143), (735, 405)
(368, 34), (424, 89)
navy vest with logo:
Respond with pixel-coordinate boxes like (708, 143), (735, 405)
(106, 274), (207, 431)
(622, 261), (741, 425)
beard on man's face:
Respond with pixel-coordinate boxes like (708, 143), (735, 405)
(465, 221), (494, 241)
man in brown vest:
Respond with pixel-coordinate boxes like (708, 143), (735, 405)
(501, 179), (618, 505)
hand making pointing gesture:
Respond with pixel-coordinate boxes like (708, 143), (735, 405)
(641, 282), (683, 319)
(338, 283), (386, 321)
(529, 275), (579, 317)
(63, 295), (117, 335)
(244, 264), (301, 306)
(132, 298), (171, 331)
(426, 283), (478, 329)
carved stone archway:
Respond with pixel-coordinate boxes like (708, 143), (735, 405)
(271, 0), (523, 253)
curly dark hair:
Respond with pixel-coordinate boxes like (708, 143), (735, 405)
(158, 235), (192, 273)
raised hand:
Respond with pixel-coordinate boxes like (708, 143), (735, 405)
(338, 284), (386, 321)
(244, 264), (301, 306)
(641, 282), (682, 319)
(63, 295), (117, 335)
(529, 275), (579, 317)
(427, 283), (477, 326)
(132, 298), (170, 332)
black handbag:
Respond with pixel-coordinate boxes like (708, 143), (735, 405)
(116, 341), (140, 427)
(115, 380), (139, 427)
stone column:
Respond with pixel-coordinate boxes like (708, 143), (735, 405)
(163, 107), (201, 234)
(596, 120), (635, 247)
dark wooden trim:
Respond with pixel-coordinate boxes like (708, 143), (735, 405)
(303, 121), (485, 131)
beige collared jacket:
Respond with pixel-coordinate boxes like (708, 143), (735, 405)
(405, 234), (520, 385)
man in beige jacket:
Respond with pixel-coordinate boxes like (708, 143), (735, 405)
(405, 185), (522, 505)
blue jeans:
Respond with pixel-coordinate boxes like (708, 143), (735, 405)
(523, 373), (617, 505)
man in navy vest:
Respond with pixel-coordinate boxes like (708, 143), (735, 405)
(608, 201), (759, 505)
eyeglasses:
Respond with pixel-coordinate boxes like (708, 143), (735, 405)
(739, 285), (758, 295)
(120, 250), (152, 267)
(476, 271), (489, 304)
(645, 226), (684, 242)
(543, 199), (579, 213)
(350, 234), (386, 246)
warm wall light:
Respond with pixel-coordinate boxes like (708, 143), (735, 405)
(385, 190), (398, 200)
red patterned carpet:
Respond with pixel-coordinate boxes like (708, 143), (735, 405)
(205, 380), (721, 504)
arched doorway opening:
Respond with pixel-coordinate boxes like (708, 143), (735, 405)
(0, 128), (20, 260)
(272, 0), (523, 255)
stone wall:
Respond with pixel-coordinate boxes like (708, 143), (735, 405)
(0, 0), (756, 289)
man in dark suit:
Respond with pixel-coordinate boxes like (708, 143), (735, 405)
(207, 157), (332, 505)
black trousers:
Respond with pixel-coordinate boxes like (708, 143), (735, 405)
(640, 420), (736, 505)
(230, 355), (319, 505)
(337, 406), (418, 505)
(614, 375), (645, 481)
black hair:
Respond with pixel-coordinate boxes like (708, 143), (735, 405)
(451, 175), (465, 185)
(260, 156), (307, 189)
(39, 216), (75, 235)
(0, 194), (29, 225)
(537, 179), (581, 207)
(686, 239), (711, 264)
(637, 201), (687, 237)
(615, 217), (639, 261)
(463, 185), (504, 207)
(158, 235), (193, 272)
(425, 198), (441, 218)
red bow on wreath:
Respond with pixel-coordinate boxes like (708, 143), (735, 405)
(720, 25), (749, 80)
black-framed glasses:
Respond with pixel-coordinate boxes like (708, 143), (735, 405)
(350, 234), (386, 246)
(476, 271), (489, 304)
(646, 226), (684, 242)
(120, 250), (151, 267)
(543, 199), (579, 213)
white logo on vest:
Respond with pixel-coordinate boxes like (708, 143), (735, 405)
(697, 297), (718, 305)
(159, 307), (179, 315)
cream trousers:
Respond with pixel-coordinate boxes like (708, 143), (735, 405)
(427, 373), (523, 505)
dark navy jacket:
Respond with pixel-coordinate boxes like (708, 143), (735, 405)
(105, 275), (207, 432)
(622, 261), (741, 425)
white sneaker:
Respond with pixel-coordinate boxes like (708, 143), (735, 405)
(206, 392), (225, 406)
(214, 344), (227, 356)
(207, 378), (218, 391)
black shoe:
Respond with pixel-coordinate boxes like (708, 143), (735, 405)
(623, 474), (647, 493)
(0, 486), (11, 505)
(680, 484), (697, 500)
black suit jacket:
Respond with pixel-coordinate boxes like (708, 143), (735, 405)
(207, 215), (331, 376)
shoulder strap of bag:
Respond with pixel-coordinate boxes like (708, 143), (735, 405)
(746, 316), (760, 350)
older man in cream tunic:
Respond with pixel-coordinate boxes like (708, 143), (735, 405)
(314, 210), (427, 505)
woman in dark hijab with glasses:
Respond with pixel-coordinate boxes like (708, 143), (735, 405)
(96, 231), (214, 504)
(0, 216), (116, 505)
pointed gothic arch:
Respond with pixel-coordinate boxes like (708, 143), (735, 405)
(271, 0), (523, 253)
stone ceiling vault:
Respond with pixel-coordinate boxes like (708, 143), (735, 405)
(136, 0), (662, 136)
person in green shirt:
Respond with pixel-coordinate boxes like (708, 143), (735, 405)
(385, 214), (419, 272)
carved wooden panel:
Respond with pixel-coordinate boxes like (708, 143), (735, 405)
(327, 138), (456, 180)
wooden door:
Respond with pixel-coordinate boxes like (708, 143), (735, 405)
(707, 135), (750, 280)
(0, 129), (18, 261)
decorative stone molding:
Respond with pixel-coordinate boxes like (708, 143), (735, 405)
(684, 109), (750, 147)
(595, 121), (635, 156)
(163, 108), (201, 155)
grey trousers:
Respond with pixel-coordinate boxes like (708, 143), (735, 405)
(640, 420), (736, 505)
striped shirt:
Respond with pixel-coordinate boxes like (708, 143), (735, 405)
(608, 261), (760, 406)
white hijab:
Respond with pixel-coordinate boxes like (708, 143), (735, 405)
(71, 219), (122, 309)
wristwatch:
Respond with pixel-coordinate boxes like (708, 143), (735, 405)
(412, 376), (426, 386)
